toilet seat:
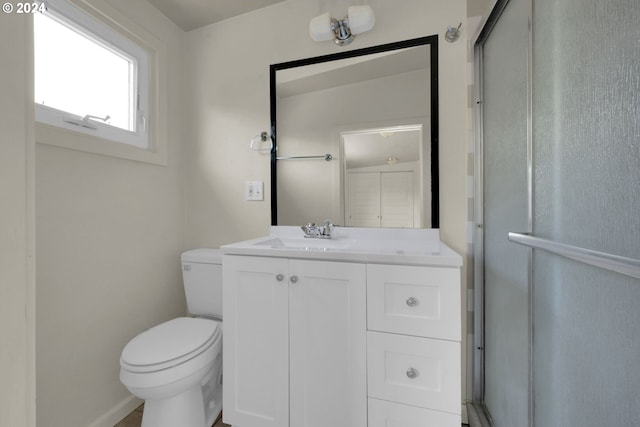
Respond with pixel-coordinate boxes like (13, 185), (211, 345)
(121, 317), (221, 374)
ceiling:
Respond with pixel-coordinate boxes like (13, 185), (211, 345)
(277, 45), (431, 98)
(344, 128), (422, 170)
(147, 0), (287, 32)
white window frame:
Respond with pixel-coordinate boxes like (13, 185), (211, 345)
(34, 0), (167, 165)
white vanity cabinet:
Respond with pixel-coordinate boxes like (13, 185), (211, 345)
(222, 227), (462, 427)
(366, 264), (461, 425)
(222, 255), (367, 427)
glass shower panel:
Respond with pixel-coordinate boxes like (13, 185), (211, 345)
(481, 0), (529, 424)
(532, 0), (640, 425)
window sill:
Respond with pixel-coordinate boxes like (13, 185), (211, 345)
(35, 122), (167, 166)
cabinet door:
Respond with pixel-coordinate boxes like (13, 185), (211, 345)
(345, 172), (381, 227)
(289, 260), (367, 427)
(223, 255), (289, 427)
(367, 264), (461, 341)
(380, 171), (414, 228)
(367, 331), (461, 415)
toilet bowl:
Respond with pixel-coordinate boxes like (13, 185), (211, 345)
(119, 249), (223, 427)
(120, 317), (222, 427)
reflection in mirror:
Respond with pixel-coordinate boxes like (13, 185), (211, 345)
(270, 36), (438, 228)
(343, 124), (429, 228)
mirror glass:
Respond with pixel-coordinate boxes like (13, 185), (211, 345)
(270, 36), (439, 228)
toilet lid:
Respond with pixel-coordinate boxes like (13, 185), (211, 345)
(121, 317), (221, 372)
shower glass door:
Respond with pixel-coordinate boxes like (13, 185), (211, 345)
(477, 0), (640, 426)
(530, 0), (640, 425)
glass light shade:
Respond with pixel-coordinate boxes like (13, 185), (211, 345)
(309, 12), (333, 42)
(347, 5), (375, 35)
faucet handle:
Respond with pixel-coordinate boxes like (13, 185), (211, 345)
(301, 222), (317, 237)
(322, 220), (334, 237)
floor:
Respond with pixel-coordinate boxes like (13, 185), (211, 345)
(114, 405), (230, 427)
(115, 404), (468, 427)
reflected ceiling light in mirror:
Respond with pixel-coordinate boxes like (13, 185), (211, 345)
(309, 5), (375, 46)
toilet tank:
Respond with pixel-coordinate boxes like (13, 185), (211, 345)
(181, 248), (222, 318)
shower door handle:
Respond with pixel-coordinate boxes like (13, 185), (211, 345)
(508, 232), (640, 280)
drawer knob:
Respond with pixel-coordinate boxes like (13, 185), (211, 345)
(276, 274), (284, 282)
(290, 275), (298, 283)
(406, 367), (419, 379)
(406, 297), (418, 307)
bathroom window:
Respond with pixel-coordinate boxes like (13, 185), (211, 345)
(34, 0), (149, 150)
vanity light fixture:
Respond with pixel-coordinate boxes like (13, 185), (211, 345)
(309, 5), (375, 46)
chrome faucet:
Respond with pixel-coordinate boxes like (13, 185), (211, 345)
(301, 220), (335, 239)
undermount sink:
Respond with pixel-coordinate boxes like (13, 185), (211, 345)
(253, 236), (357, 251)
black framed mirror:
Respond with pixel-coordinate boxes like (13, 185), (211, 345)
(270, 35), (439, 228)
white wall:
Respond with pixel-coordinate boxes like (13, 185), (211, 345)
(0, 13), (36, 427)
(183, 0), (469, 415)
(34, 1), (186, 426)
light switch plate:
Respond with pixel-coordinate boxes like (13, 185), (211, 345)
(246, 181), (264, 201)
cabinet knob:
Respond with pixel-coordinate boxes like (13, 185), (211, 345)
(406, 297), (418, 307)
(290, 275), (298, 283)
(276, 274), (284, 282)
(406, 367), (419, 379)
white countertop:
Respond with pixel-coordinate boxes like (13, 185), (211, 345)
(221, 226), (462, 267)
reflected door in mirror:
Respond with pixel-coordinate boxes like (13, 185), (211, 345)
(346, 171), (415, 227)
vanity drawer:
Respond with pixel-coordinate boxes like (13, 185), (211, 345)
(367, 331), (460, 414)
(368, 398), (460, 427)
(367, 264), (460, 341)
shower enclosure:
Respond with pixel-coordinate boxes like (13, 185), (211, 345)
(472, 0), (640, 426)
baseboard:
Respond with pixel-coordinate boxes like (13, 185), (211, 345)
(87, 394), (143, 427)
(88, 396), (468, 426)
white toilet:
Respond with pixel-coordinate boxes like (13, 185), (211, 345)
(120, 249), (223, 427)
